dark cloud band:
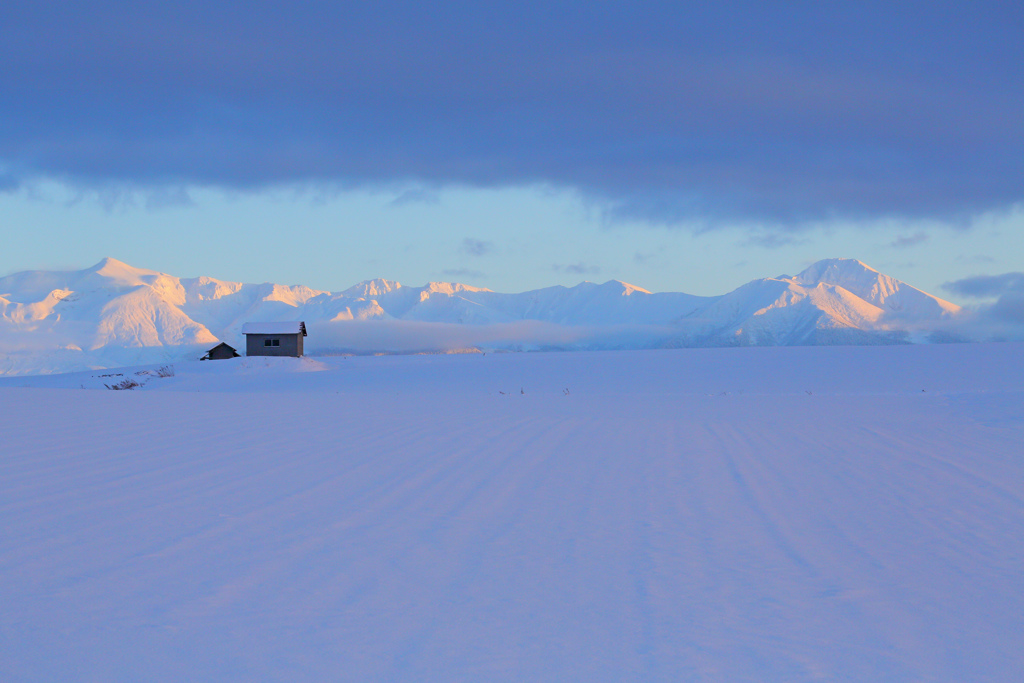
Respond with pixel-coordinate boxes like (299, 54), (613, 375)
(2, 1), (1023, 223)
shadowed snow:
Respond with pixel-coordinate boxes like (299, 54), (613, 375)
(1, 344), (1022, 681)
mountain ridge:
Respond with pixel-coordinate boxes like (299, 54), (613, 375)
(0, 258), (965, 375)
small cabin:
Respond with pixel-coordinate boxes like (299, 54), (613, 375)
(201, 342), (240, 361)
(241, 321), (307, 357)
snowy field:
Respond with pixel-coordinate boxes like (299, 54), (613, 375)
(2, 344), (1023, 681)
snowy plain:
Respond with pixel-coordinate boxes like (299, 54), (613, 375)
(1, 343), (1023, 681)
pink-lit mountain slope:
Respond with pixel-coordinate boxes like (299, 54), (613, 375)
(0, 257), (965, 374)
(674, 259), (962, 347)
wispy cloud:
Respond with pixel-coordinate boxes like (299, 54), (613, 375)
(390, 188), (440, 207)
(943, 272), (1024, 299)
(461, 238), (492, 257)
(955, 254), (996, 264)
(553, 262), (601, 275)
(144, 186), (194, 210)
(889, 232), (928, 248)
(442, 268), (485, 280)
(740, 232), (808, 249)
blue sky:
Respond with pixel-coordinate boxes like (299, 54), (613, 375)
(2, 1), (1022, 302)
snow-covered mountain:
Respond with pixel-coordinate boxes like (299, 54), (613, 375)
(683, 260), (962, 347)
(0, 257), (964, 374)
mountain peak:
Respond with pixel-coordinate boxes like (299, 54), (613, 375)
(601, 280), (652, 296)
(793, 258), (959, 318)
(421, 281), (492, 295)
(90, 256), (144, 271)
(83, 257), (162, 287)
(343, 279), (403, 299)
(795, 259), (878, 285)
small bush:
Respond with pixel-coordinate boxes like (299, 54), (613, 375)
(105, 378), (141, 390)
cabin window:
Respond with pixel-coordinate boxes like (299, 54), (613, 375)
(264, 338), (281, 347)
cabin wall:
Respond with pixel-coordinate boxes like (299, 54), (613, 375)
(208, 346), (238, 360)
(245, 333), (303, 357)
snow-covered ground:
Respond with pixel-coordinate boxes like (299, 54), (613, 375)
(2, 344), (1023, 681)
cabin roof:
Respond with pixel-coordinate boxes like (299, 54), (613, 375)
(241, 321), (307, 336)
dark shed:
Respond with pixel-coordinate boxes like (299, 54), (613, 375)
(201, 342), (240, 360)
(241, 321), (307, 357)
